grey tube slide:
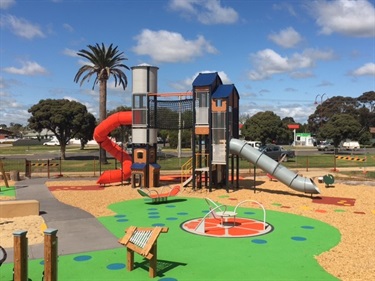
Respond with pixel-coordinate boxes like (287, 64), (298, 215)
(230, 138), (320, 194)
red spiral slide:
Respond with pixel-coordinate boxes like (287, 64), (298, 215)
(93, 111), (132, 184)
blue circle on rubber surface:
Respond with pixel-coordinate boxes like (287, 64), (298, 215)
(74, 255), (92, 261)
(166, 217), (178, 221)
(116, 218), (129, 222)
(106, 263), (126, 270)
(251, 239), (267, 244)
(177, 212), (188, 215)
(148, 211), (159, 215)
(115, 214), (126, 218)
(152, 223), (165, 227)
(149, 215), (160, 219)
(159, 278), (177, 281)
(166, 205), (176, 208)
(291, 236), (307, 241)
(301, 225), (314, 230)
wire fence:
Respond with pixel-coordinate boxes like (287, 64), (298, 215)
(0, 152), (373, 182)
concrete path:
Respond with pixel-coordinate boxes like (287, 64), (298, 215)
(3, 178), (122, 264)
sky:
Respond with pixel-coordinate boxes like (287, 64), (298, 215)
(0, 0), (374, 127)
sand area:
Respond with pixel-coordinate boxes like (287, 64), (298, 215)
(0, 169), (374, 281)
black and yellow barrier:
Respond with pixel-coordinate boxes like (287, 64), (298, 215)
(335, 156), (366, 162)
(26, 159), (61, 178)
(31, 163), (59, 167)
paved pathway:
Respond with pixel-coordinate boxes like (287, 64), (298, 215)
(3, 178), (122, 264)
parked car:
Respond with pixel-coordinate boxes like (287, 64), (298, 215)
(317, 141), (335, 151)
(246, 141), (262, 149)
(43, 139), (60, 146)
(341, 141), (360, 150)
(258, 144), (295, 162)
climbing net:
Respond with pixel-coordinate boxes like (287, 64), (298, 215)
(148, 95), (194, 130)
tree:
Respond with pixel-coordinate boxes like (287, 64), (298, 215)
(28, 99), (95, 159)
(308, 93), (375, 142)
(308, 96), (360, 135)
(357, 91), (375, 112)
(107, 106), (132, 145)
(318, 114), (361, 147)
(241, 111), (288, 145)
(357, 91), (375, 129)
(74, 113), (97, 150)
(74, 43), (130, 163)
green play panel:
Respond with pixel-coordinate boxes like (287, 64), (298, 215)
(0, 197), (340, 281)
(0, 185), (15, 197)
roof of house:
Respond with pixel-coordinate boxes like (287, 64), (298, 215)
(212, 84), (239, 99)
(192, 72), (222, 87)
(0, 128), (13, 135)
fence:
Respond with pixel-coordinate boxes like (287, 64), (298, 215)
(0, 153), (374, 181)
(0, 157), (125, 179)
(240, 152), (373, 177)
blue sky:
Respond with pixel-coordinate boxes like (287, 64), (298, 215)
(1, 0), (374, 127)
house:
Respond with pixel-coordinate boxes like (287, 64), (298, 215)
(0, 128), (14, 140)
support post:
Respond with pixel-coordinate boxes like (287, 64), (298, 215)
(149, 243), (157, 278)
(0, 160), (9, 188)
(44, 228), (58, 281)
(47, 159), (50, 179)
(127, 248), (134, 272)
(13, 230), (28, 281)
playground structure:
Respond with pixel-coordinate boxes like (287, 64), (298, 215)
(118, 226), (169, 278)
(94, 111), (133, 184)
(94, 64), (320, 195)
(137, 185), (180, 203)
(182, 198), (272, 238)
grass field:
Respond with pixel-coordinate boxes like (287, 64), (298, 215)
(1, 145), (374, 179)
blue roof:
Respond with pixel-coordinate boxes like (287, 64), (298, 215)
(212, 84), (238, 99)
(192, 72), (222, 87)
(150, 163), (161, 169)
(131, 163), (146, 170)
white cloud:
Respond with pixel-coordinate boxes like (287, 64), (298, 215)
(62, 23), (74, 32)
(63, 48), (79, 57)
(169, 0), (239, 25)
(268, 27), (302, 48)
(3, 61), (48, 76)
(272, 2), (297, 17)
(240, 100), (316, 124)
(0, 14), (45, 39)
(0, 88), (31, 126)
(312, 0), (375, 37)
(132, 29), (218, 63)
(352, 63), (375, 76)
(0, 0), (15, 9)
(248, 48), (335, 81)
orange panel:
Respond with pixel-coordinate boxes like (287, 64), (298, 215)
(195, 126), (209, 135)
(212, 100), (227, 112)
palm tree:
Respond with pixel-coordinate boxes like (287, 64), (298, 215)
(74, 43), (129, 163)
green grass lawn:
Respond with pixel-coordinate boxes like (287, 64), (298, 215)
(1, 145), (374, 179)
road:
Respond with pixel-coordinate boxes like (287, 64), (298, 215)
(1, 143), (373, 161)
